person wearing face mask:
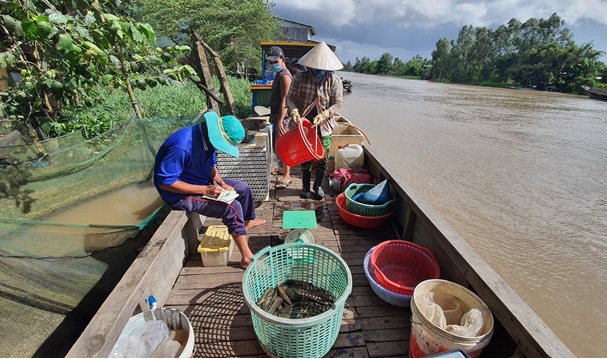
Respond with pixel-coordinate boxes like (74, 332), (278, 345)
(286, 41), (344, 200)
(266, 46), (294, 189)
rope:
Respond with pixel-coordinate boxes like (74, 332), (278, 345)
(336, 122), (372, 145)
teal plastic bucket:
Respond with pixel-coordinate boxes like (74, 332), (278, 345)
(242, 244), (352, 357)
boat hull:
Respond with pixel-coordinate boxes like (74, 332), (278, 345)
(582, 85), (607, 101)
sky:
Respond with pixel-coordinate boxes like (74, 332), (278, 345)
(270, 0), (607, 64)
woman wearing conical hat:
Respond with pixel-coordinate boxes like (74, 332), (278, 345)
(286, 41), (344, 200)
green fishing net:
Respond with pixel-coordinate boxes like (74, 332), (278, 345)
(0, 115), (199, 357)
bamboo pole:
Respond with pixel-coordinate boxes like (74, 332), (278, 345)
(191, 31), (221, 114)
(198, 38), (236, 115)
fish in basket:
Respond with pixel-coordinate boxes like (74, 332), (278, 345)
(256, 279), (336, 318)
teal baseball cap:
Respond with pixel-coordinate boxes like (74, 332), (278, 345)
(203, 111), (245, 158)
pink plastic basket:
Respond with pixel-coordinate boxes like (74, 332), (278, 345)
(370, 240), (440, 296)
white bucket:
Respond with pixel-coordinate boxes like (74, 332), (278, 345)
(115, 308), (195, 358)
(410, 279), (494, 358)
(335, 144), (364, 169)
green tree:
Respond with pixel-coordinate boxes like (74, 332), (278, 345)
(470, 27), (496, 82)
(429, 12), (605, 91)
(135, 0), (280, 74)
(431, 37), (450, 81)
(560, 44), (605, 93)
(392, 57), (406, 77)
(353, 57), (375, 74)
(403, 55), (426, 77)
(1, 0), (193, 139)
(376, 52), (393, 75)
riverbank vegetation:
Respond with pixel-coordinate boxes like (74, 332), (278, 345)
(2, 2), (606, 146)
(1, 0), (276, 143)
(348, 13), (607, 94)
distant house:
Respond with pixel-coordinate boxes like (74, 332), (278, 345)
(277, 18), (317, 42)
(276, 18), (336, 51)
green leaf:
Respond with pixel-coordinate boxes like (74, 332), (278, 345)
(135, 79), (147, 89)
(0, 52), (16, 68)
(129, 61), (140, 72)
(82, 41), (103, 55)
(145, 78), (158, 88)
(137, 23), (156, 44)
(51, 80), (63, 90)
(84, 12), (96, 25)
(52, 122), (64, 134)
(40, 121), (53, 133)
(102, 74), (113, 85)
(2, 15), (23, 36)
(102, 14), (119, 22)
(69, 44), (82, 54)
(109, 55), (121, 67)
(67, 77), (78, 89)
(130, 25), (144, 43)
(36, 21), (53, 39)
(21, 18), (40, 40)
(161, 52), (173, 62)
(57, 34), (74, 52)
(183, 65), (197, 76)
(75, 25), (90, 39)
(48, 12), (69, 25)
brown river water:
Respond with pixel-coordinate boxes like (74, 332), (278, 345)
(338, 72), (607, 357)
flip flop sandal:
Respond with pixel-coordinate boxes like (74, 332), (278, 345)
(275, 181), (292, 189)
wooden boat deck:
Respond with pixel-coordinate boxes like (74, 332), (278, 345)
(165, 169), (410, 358)
(68, 148), (575, 358)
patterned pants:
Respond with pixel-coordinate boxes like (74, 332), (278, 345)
(172, 178), (256, 236)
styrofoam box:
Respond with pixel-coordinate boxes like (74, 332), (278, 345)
(328, 120), (364, 158)
(197, 225), (234, 267)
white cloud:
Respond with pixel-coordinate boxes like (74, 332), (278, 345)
(271, 0), (607, 62)
(274, 0), (607, 27)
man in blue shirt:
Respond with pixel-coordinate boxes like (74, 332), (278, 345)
(154, 111), (266, 269)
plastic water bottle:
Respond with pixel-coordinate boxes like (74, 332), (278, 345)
(335, 144), (364, 169)
(329, 177), (340, 191)
(148, 295), (157, 310)
(148, 295), (158, 320)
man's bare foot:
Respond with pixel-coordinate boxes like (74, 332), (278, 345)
(245, 218), (266, 230)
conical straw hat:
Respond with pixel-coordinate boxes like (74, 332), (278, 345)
(297, 41), (343, 71)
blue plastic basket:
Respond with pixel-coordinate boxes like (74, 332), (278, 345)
(364, 246), (412, 308)
(242, 243), (352, 357)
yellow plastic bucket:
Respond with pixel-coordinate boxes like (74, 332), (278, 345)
(410, 279), (494, 358)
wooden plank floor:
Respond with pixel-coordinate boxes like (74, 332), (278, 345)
(165, 168), (410, 358)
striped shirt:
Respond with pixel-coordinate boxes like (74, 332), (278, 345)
(287, 71), (343, 137)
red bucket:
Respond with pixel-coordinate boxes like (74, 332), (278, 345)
(276, 119), (323, 166)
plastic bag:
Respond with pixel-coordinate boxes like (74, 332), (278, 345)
(417, 291), (485, 337)
(110, 320), (170, 358)
(353, 179), (392, 205)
